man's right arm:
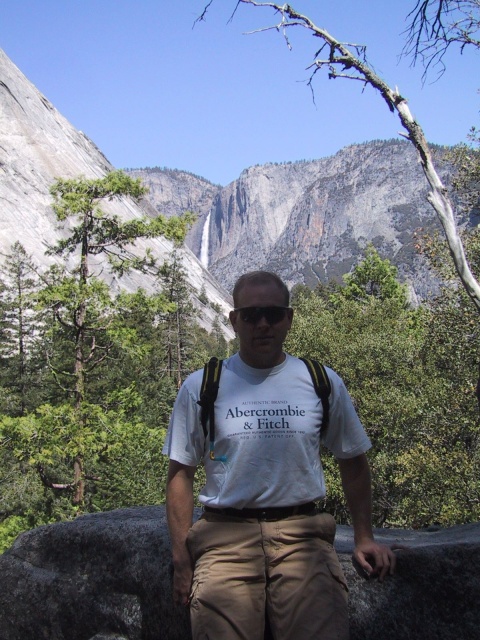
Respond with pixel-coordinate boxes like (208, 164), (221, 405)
(166, 459), (196, 606)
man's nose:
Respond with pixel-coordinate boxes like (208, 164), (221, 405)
(255, 313), (271, 328)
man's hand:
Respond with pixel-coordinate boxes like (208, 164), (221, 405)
(353, 538), (397, 582)
(337, 454), (397, 582)
(166, 460), (196, 606)
(172, 556), (194, 606)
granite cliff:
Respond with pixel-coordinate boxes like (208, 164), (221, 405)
(1, 44), (470, 318)
(125, 167), (221, 262)
(0, 48), (233, 336)
(129, 141), (464, 301)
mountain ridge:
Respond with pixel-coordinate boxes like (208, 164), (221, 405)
(128, 139), (463, 301)
(0, 48), (233, 337)
(1, 45), (471, 317)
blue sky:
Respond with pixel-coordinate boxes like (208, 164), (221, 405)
(1, 0), (478, 186)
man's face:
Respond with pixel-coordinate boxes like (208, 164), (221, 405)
(229, 281), (293, 369)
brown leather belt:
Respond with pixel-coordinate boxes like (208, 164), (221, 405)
(203, 501), (317, 521)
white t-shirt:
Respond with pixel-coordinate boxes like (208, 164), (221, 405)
(163, 353), (371, 508)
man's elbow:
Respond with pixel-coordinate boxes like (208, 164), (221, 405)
(337, 453), (370, 482)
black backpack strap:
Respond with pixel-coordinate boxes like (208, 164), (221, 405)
(299, 358), (331, 433)
(197, 357), (223, 458)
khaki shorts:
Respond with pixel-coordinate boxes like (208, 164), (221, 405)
(186, 510), (349, 640)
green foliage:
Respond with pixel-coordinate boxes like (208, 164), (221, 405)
(0, 171), (230, 543)
(0, 400), (172, 515)
(0, 516), (30, 553)
(1, 403), (116, 470)
(448, 127), (480, 215)
(0, 442), (77, 549)
(48, 171), (195, 272)
(49, 171), (147, 219)
(198, 285), (208, 305)
(286, 267), (480, 528)
(156, 251), (201, 385)
(0, 172), (198, 510)
(339, 243), (409, 306)
(0, 243), (49, 415)
(2, 162), (480, 540)
(88, 426), (170, 512)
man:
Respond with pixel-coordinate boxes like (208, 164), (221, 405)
(164, 271), (396, 640)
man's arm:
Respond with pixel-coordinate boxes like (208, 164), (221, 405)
(337, 453), (396, 581)
(166, 459), (196, 605)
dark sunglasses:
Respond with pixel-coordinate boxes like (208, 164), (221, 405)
(234, 306), (290, 325)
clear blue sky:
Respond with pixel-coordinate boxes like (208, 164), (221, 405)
(1, 0), (478, 186)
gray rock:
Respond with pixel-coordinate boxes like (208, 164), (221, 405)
(0, 48), (233, 338)
(207, 142), (456, 302)
(0, 506), (478, 640)
(0, 507), (190, 640)
(340, 523), (480, 640)
(0, 46), (469, 318)
(132, 143), (467, 304)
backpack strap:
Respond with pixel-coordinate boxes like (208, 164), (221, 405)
(197, 356), (225, 460)
(299, 358), (331, 433)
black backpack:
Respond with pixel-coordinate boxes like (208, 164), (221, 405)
(197, 357), (331, 461)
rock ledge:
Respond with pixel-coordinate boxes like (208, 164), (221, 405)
(0, 506), (478, 640)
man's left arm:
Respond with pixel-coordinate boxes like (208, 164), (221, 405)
(337, 453), (396, 581)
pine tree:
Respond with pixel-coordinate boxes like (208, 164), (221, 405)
(35, 171), (192, 505)
(0, 243), (47, 415)
(157, 250), (197, 387)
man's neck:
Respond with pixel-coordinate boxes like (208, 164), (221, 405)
(238, 350), (287, 369)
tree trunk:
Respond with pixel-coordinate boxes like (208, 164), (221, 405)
(73, 455), (84, 506)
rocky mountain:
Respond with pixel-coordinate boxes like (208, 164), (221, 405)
(1, 44), (471, 321)
(0, 49), (233, 337)
(125, 167), (222, 260)
(129, 141), (472, 303)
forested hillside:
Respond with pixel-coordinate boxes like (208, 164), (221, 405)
(0, 174), (231, 551)
(1, 223), (479, 551)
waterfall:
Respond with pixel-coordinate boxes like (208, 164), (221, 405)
(200, 212), (210, 267)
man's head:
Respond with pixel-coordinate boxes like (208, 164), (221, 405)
(232, 271), (290, 308)
(230, 271), (293, 369)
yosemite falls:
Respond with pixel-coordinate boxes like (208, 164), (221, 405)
(200, 212), (211, 268)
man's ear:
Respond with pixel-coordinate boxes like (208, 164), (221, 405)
(229, 310), (237, 332)
(286, 308), (294, 329)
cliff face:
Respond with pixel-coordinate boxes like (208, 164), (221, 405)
(0, 49), (110, 266)
(261, 142), (452, 294)
(1, 43), (469, 315)
(0, 49), (233, 335)
(125, 168), (221, 258)
(207, 160), (327, 281)
(204, 142), (456, 299)
(131, 141), (462, 301)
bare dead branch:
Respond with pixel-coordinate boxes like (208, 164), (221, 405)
(194, 1), (214, 27)
(196, 0), (243, 28)
(37, 464), (74, 491)
(233, 0), (480, 310)
(403, 0), (480, 76)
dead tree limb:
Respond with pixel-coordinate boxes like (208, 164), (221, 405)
(236, 0), (480, 311)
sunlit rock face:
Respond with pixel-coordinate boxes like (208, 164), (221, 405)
(0, 48), (233, 336)
(203, 141), (458, 301)
(133, 140), (461, 304)
(0, 44), (470, 324)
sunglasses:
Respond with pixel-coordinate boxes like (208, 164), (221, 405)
(234, 306), (290, 325)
